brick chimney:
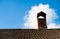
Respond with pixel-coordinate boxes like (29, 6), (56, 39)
(37, 11), (47, 29)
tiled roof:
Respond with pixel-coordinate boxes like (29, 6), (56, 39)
(0, 29), (60, 39)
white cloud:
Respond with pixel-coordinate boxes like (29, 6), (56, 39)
(23, 4), (59, 29)
(38, 16), (44, 19)
(47, 23), (60, 29)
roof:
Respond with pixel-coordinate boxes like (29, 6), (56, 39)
(0, 29), (60, 39)
(37, 11), (46, 18)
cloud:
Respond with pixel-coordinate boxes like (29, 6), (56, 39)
(23, 4), (59, 29)
(47, 23), (60, 29)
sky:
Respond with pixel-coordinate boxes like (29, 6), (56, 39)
(0, 0), (60, 29)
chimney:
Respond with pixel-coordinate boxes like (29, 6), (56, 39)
(37, 11), (47, 29)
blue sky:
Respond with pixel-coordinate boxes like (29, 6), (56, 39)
(0, 0), (60, 29)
